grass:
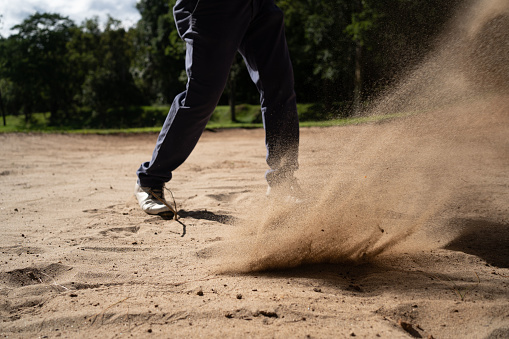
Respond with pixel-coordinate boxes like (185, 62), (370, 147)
(0, 112), (51, 133)
(0, 105), (404, 134)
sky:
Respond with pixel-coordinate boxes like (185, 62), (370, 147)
(0, 0), (141, 37)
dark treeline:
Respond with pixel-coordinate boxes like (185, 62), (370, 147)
(0, 0), (461, 128)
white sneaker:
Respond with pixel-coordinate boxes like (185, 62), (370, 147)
(266, 177), (305, 204)
(134, 182), (172, 215)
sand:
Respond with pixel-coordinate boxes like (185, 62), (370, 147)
(1, 93), (508, 338)
(1, 0), (509, 337)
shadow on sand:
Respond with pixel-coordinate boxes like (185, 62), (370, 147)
(444, 218), (509, 268)
(178, 209), (237, 225)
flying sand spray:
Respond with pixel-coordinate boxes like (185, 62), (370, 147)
(217, 0), (509, 272)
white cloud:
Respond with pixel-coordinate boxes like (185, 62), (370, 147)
(0, 0), (141, 37)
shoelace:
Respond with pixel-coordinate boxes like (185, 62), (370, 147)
(149, 188), (164, 199)
(148, 187), (178, 220)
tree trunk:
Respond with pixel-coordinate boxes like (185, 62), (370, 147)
(24, 109), (31, 124)
(0, 89), (6, 126)
(353, 41), (362, 110)
(228, 72), (236, 122)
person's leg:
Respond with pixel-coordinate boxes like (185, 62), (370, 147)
(238, 0), (300, 187)
(137, 0), (253, 188)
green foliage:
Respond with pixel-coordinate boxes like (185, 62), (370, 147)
(209, 104), (262, 124)
(63, 106), (169, 129)
(0, 107), (405, 134)
(0, 1), (462, 129)
(345, 1), (379, 47)
(133, 0), (185, 104)
(76, 17), (145, 115)
(357, 0), (461, 91)
(0, 13), (76, 124)
(277, 0), (357, 106)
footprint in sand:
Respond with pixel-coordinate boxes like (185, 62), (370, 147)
(0, 262), (72, 288)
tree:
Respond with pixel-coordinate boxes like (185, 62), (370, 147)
(0, 87), (5, 126)
(0, 1), (465, 128)
(356, 0), (461, 96)
(66, 17), (103, 103)
(0, 37), (23, 122)
(277, 0), (358, 114)
(0, 36), (7, 125)
(226, 55), (246, 122)
(75, 17), (145, 127)
(278, 0), (460, 115)
(345, 0), (380, 108)
(133, 0), (185, 105)
(4, 13), (76, 125)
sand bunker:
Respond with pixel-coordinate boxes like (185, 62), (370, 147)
(1, 1), (508, 338)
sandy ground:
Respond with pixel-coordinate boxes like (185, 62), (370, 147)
(0, 92), (508, 338)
